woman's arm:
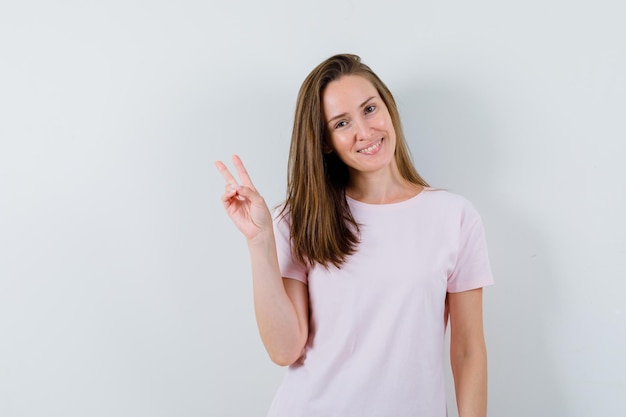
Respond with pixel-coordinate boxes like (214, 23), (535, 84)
(248, 231), (309, 366)
(216, 155), (309, 366)
(448, 288), (488, 417)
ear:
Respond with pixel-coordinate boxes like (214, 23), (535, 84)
(322, 142), (333, 154)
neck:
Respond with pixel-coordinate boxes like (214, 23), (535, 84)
(346, 169), (423, 204)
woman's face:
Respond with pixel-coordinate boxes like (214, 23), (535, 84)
(322, 75), (397, 179)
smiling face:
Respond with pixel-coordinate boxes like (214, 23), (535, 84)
(322, 75), (398, 182)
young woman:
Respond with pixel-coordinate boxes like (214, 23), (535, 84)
(215, 54), (493, 417)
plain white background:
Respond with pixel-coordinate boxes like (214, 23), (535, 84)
(1, 1), (625, 416)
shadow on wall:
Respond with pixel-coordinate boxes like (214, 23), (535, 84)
(398, 84), (566, 416)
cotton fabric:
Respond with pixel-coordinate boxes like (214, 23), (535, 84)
(268, 188), (494, 417)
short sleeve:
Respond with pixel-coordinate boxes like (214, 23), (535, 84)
(273, 208), (308, 284)
(447, 203), (494, 293)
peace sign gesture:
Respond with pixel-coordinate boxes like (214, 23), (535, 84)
(215, 155), (273, 241)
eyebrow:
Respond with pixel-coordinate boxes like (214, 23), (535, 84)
(326, 96), (377, 126)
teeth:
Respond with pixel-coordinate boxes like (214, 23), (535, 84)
(358, 140), (381, 153)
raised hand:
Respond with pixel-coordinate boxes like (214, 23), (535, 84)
(215, 155), (273, 241)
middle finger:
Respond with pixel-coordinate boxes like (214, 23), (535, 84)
(215, 160), (239, 186)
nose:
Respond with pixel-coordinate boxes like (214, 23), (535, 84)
(353, 116), (372, 141)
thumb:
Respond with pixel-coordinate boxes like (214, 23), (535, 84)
(237, 185), (264, 204)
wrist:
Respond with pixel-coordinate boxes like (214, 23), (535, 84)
(247, 228), (275, 247)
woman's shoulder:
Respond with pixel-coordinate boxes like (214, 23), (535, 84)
(272, 203), (290, 223)
(420, 187), (481, 217)
(422, 187), (471, 204)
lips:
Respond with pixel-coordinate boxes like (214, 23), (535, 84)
(357, 138), (383, 154)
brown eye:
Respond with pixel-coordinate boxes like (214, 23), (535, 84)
(335, 120), (348, 129)
(365, 105), (376, 114)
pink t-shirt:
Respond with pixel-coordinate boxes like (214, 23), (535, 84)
(268, 188), (494, 417)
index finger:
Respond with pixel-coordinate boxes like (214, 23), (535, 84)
(232, 155), (257, 190)
(214, 160), (239, 185)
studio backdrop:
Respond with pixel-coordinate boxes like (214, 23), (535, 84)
(1, 1), (624, 416)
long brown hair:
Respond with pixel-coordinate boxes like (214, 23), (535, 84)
(281, 54), (428, 269)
